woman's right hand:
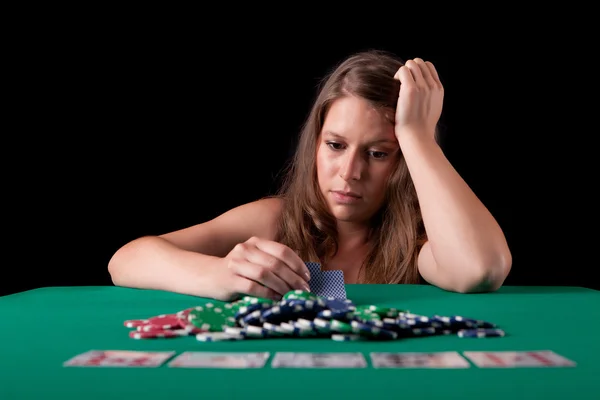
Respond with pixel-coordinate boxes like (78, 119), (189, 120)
(209, 236), (312, 301)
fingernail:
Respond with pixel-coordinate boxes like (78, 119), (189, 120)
(302, 283), (310, 292)
(305, 271), (311, 280)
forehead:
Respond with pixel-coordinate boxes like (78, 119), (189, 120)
(322, 96), (395, 142)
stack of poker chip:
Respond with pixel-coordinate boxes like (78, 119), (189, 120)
(123, 290), (505, 342)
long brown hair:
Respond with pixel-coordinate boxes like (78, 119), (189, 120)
(273, 50), (428, 284)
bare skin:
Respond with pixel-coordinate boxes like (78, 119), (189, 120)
(108, 57), (512, 301)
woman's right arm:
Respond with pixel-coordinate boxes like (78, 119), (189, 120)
(108, 235), (229, 298)
(107, 197), (287, 300)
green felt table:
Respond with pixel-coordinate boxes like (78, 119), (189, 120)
(1, 284), (599, 399)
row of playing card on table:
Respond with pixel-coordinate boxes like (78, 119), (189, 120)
(64, 350), (577, 368)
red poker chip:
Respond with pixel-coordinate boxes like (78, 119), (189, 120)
(123, 319), (149, 328)
(137, 324), (177, 333)
(176, 307), (206, 334)
(129, 329), (189, 339)
(144, 314), (180, 330)
(124, 314), (180, 330)
(176, 308), (193, 327)
(125, 309), (208, 337)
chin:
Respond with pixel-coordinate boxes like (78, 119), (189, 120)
(329, 207), (359, 221)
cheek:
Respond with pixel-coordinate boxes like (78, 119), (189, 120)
(316, 147), (334, 177)
(372, 165), (394, 196)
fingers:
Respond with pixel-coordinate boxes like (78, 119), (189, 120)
(248, 236), (311, 281)
(243, 243), (310, 292)
(413, 58), (437, 89)
(394, 65), (415, 87)
(228, 258), (294, 296)
(425, 61), (442, 88)
(231, 274), (281, 300)
(404, 59), (427, 89)
(226, 237), (311, 297)
(394, 58), (442, 90)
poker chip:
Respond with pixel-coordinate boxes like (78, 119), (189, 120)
(457, 328), (506, 338)
(175, 308), (206, 334)
(331, 334), (363, 341)
(123, 319), (149, 328)
(283, 290), (319, 301)
(129, 329), (189, 339)
(262, 322), (287, 337)
(122, 289), (505, 342)
(196, 332), (244, 342)
(188, 303), (237, 332)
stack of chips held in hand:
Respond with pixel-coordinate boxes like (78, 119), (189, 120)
(123, 290), (505, 342)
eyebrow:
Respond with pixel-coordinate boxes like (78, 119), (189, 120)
(323, 131), (398, 146)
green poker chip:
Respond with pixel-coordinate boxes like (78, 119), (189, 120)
(187, 303), (237, 332)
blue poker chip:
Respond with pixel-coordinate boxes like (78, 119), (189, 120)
(331, 334), (362, 341)
(240, 309), (264, 326)
(281, 298), (325, 310)
(279, 322), (302, 335)
(241, 325), (270, 338)
(461, 318), (497, 329)
(322, 297), (355, 311)
(261, 303), (316, 324)
(431, 315), (453, 326)
(397, 315), (431, 328)
(316, 309), (354, 321)
(234, 302), (272, 319)
(286, 320), (319, 336)
(262, 322), (287, 337)
(196, 331), (244, 341)
(410, 327), (437, 336)
(457, 328), (505, 338)
(350, 320), (398, 340)
(259, 304), (294, 323)
(361, 317), (399, 331)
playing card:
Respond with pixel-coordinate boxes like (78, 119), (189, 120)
(305, 261), (322, 295)
(463, 350), (576, 368)
(319, 270), (347, 298)
(167, 352), (270, 368)
(370, 352), (470, 368)
(305, 261), (321, 286)
(271, 352), (366, 368)
(306, 262), (347, 299)
(63, 350), (175, 367)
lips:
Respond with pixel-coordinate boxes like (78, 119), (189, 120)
(332, 190), (362, 198)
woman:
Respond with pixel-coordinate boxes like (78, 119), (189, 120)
(108, 50), (512, 301)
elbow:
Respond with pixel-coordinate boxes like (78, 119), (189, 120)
(456, 249), (513, 294)
(108, 235), (164, 286)
(107, 251), (126, 286)
(107, 237), (147, 286)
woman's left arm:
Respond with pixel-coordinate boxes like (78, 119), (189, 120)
(394, 58), (512, 293)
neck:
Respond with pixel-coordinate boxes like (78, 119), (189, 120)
(335, 221), (370, 251)
(322, 221), (371, 281)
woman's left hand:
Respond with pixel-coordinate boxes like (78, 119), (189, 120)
(394, 58), (444, 140)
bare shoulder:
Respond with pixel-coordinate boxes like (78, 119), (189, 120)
(159, 196), (284, 257)
(218, 196), (284, 238)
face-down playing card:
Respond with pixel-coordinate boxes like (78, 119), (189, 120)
(304, 262), (347, 299)
(305, 262), (322, 278)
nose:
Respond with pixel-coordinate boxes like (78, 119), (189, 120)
(339, 151), (363, 181)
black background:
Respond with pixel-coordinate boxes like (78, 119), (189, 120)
(4, 20), (595, 296)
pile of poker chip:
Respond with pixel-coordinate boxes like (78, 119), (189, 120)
(123, 290), (505, 342)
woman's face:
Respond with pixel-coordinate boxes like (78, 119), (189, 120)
(316, 95), (400, 224)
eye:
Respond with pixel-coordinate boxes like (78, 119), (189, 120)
(369, 151), (388, 159)
(326, 141), (344, 150)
